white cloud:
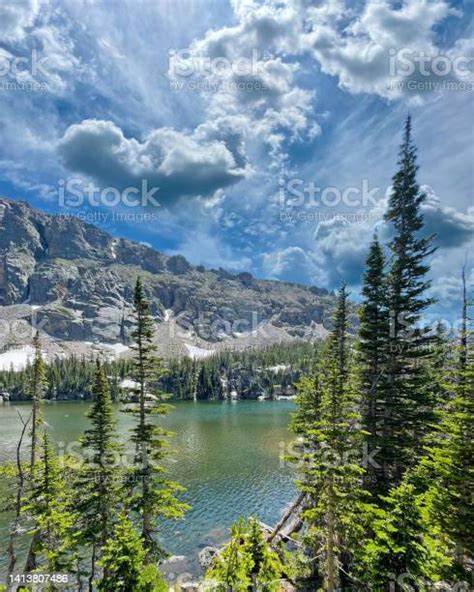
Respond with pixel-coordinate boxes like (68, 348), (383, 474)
(58, 119), (251, 203)
(262, 246), (318, 284)
(0, 0), (43, 41)
(307, 0), (470, 100)
(169, 0), (318, 160)
(266, 185), (473, 288)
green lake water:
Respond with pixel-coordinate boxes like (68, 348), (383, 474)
(0, 400), (296, 579)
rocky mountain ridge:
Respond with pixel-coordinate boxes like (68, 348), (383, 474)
(0, 197), (340, 363)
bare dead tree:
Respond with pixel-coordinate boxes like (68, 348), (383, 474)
(7, 408), (32, 592)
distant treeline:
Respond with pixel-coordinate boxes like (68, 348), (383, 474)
(0, 341), (321, 401)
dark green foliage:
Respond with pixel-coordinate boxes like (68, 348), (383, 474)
(0, 355), (131, 401)
(0, 341), (321, 402)
(383, 115), (437, 482)
(75, 360), (124, 585)
(292, 284), (367, 590)
(357, 234), (390, 495)
(126, 277), (188, 561)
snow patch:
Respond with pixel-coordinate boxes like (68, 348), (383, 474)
(267, 364), (289, 373)
(0, 346), (36, 371)
(120, 379), (140, 390)
(110, 239), (118, 260)
(105, 343), (130, 356)
(184, 344), (215, 360)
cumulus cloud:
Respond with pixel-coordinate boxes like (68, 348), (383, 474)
(168, 0), (318, 159)
(421, 186), (474, 248)
(57, 119), (250, 203)
(265, 185), (473, 288)
(315, 185), (473, 283)
(430, 272), (473, 308)
(262, 246), (318, 284)
(306, 0), (471, 100)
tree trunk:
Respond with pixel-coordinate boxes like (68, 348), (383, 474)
(267, 492), (305, 544)
(24, 533), (39, 573)
(7, 411), (32, 592)
(326, 479), (337, 592)
(88, 544), (96, 592)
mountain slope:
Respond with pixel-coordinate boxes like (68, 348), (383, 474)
(0, 197), (340, 363)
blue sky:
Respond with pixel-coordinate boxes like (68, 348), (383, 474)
(0, 0), (472, 322)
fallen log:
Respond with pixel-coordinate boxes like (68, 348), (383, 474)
(267, 492), (306, 544)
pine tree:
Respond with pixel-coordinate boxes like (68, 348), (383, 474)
(357, 234), (390, 495)
(383, 115), (436, 484)
(26, 432), (77, 587)
(206, 518), (253, 592)
(420, 269), (473, 580)
(293, 284), (367, 590)
(246, 517), (283, 591)
(76, 360), (124, 590)
(28, 331), (48, 473)
(98, 513), (167, 592)
(24, 333), (49, 575)
(127, 277), (188, 561)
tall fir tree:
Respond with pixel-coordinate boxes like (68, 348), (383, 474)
(293, 283), (367, 590)
(28, 331), (48, 474)
(24, 331), (48, 574)
(383, 115), (436, 484)
(76, 360), (124, 590)
(26, 432), (77, 587)
(127, 277), (188, 561)
(357, 233), (390, 496)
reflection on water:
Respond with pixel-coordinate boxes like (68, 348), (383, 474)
(0, 400), (296, 574)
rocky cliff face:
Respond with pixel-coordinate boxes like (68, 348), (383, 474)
(0, 197), (341, 361)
